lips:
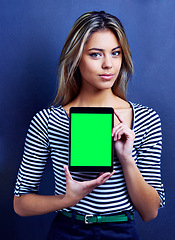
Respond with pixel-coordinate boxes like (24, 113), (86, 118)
(99, 73), (114, 80)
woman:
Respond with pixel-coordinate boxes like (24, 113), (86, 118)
(14, 11), (165, 239)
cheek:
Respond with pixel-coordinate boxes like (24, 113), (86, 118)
(79, 60), (98, 74)
(114, 61), (122, 75)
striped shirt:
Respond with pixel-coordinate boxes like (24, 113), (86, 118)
(14, 102), (165, 215)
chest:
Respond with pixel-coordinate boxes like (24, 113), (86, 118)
(114, 108), (133, 129)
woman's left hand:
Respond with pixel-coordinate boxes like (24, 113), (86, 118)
(112, 110), (135, 165)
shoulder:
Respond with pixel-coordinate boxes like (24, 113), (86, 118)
(30, 105), (68, 127)
(130, 102), (161, 118)
(33, 105), (66, 119)
(129, 102), (161, 130)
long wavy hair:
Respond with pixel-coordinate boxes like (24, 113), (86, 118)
(53, 11), (133, 106)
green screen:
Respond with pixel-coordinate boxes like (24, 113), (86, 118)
(70, 113), (112, 167)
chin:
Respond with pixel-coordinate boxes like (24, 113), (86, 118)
(100, 82), (114, 90)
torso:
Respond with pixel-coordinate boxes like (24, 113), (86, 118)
(14, 102), (165, 215)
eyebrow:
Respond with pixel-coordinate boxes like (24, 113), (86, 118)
(88, 46), (121, 52)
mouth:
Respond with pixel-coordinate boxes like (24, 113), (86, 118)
(99, 73), (114, 80)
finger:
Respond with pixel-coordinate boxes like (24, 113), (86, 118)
(114, 127), (135, 142)
(114, 110), (126, 124)
(99, 172), (104, 176)
(112, 123), (123, 137)
(112, 123), (133, 138)
(99, 169), (115, 177)
(84, 172), (111, 189)
(101, 170), (116, 183)
(114, 127), (126, 141)
(96, 170), (115, 185)
(116, 130), (126, 141)
(64, 165), (73, 181)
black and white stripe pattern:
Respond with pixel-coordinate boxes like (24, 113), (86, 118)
(14, 102), (165, 215)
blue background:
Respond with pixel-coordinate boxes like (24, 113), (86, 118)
(1, 0), (175, 239)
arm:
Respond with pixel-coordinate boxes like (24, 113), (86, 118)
(14, 166), (115, 216)
(112, 110), (161, 222)
(14, 194), (65, 217)
(121, 158), (160, 222)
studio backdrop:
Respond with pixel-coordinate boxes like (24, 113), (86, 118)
(1, 1), (175, 239)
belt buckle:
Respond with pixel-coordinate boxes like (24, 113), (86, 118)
(85, 214), (94, 224)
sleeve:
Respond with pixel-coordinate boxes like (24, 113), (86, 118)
(136, 108), (165, 207)
(14, 108), (51, 196)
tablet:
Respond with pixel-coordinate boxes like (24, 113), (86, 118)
(69, 107), (114, 172)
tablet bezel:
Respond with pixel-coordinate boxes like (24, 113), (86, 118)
(69, 107), (114, 172)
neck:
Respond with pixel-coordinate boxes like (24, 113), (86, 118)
(74, 88), (115, 107)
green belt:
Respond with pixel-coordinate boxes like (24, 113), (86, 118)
(61, 210), (134, 224)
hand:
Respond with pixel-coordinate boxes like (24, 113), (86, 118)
(112, 110), (135, 165)
(63, 165), (115, 207)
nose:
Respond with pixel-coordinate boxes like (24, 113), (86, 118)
(102, 55), (112, 69)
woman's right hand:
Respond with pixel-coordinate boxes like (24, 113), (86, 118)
(63, 165), (115, 207)
(13, 166), (115, 217)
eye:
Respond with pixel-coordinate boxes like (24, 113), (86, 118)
(89, 52), (102, 58)
(112, 51), (121, 57)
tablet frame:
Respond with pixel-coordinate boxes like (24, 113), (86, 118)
(69, 107), (114, 172)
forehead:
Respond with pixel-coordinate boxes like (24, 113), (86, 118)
(85, 29), (120, 49)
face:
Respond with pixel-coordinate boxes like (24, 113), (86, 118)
(78, 29), (122, 92)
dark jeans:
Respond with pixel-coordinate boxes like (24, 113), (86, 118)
(47, 212), (140, 240)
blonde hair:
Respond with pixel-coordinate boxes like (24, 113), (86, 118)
(53, 11), (133, 106)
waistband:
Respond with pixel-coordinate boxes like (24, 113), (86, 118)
(61, 210), (134, 224)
